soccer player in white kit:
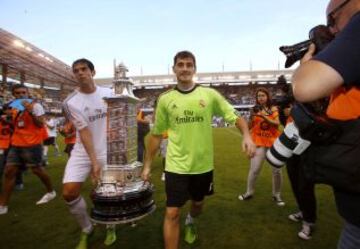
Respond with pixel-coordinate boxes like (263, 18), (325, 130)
(62, 58), (116, 249)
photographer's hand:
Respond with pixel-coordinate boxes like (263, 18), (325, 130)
(255, 110), (280, 126)
(22, 100), (33, 113)
(300, 43), (316, 64)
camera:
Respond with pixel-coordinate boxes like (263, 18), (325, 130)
(272, 75), (294, 126)
(0, 115), (12, 124)
(252, 104), (263, 113)
(266, 122), (311, 168)
(266, 102), (340, 168)
(266, 25), (336, 167)
(4, 114), (12, 123)
(279, 24), (334, 68)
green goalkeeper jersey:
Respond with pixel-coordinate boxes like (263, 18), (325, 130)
(152, 85), (239, 174)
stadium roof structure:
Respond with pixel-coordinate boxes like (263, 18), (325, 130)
(95, 69), (294, 89)
(0, 28), (77, 88)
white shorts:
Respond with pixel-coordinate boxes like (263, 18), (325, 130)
(63, 154), (106, 183)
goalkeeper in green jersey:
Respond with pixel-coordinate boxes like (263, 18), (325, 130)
(142, 51), (256, 249)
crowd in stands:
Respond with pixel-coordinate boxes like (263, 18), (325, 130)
(134, 84), (287, 109)
(0, 82), (288, 130)
(0, 82), (63, 114)
(134, 84), (288, 127)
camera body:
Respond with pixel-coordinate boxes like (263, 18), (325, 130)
(0, 104), (13, 124)
(252, 104), (263, 113)
(279, 25), (334, 68)
(4, 114), (12, 123)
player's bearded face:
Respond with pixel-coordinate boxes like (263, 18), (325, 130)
(173, 57), (196, 84)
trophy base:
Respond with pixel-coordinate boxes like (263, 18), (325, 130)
(90, 183), (156, 225)
(90, 204), (156, 225)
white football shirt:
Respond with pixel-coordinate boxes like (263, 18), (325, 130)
(46, 118), (57, 137)
(63, 86), (114, 157)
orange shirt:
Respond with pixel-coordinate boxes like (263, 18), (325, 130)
(251, 109), (281, 147)
(326, 86), (360, 120)
(0, 122), (11, 149)
(11, 110), (44, 147)
(63, 122), (76, 145)
(137, 110), (145, 122)
(162, 130), (168, 139)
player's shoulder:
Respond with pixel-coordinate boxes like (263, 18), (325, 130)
(63, 90), (82, 111)
(63, 90), (80, 105)
(96, 86), (113, 97)
(197, 85), (219, 95)
(157, 88), (177, 101)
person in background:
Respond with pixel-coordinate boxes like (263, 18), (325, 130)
(0, 84), (56, 215)
(160, 130), (168, 181)
(43, 114), (60, 163)
(0, 104), (13, 184)
(137, 106), (150, 162)
(58, 119), (76, 158)
(238, 88), (284, 206)
(284, 105), (318, 240)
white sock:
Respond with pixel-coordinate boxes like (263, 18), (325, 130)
(273, 192), (281, 199)
(303, 221), (315, 227)
(185, 213), (194, 225)
(67, 196), (93, 234)
(43, 146), (49, 156)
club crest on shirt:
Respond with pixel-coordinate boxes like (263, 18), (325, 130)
(199, 99), (206, 108)
(171, 103), (178, 109)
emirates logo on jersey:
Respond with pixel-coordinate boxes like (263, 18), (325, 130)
(199, 99), (206, 108)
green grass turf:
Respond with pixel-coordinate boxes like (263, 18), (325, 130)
(0, 127), (342, 249)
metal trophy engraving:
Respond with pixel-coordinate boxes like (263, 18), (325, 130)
(90, 62), (155, 224)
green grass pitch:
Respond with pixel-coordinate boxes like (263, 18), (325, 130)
(0, 127), (342, 249)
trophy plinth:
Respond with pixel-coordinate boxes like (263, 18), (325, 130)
(90, 63), (155, 224)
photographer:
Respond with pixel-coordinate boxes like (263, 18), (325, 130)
(137, 106), (150, 163)
(283, 115), (318, 240)
(58, 119), (76, 158)
(0, 85), (56, 215)
(271, 88), (319, 239)
(238, 88), (284, 206)
(0, 105), (13, 182)
(292, 1), (360, 248)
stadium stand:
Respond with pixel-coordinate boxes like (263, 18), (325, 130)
(0, 28), (76, 113)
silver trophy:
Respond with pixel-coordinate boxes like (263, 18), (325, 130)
(90, 62), (155, 224)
